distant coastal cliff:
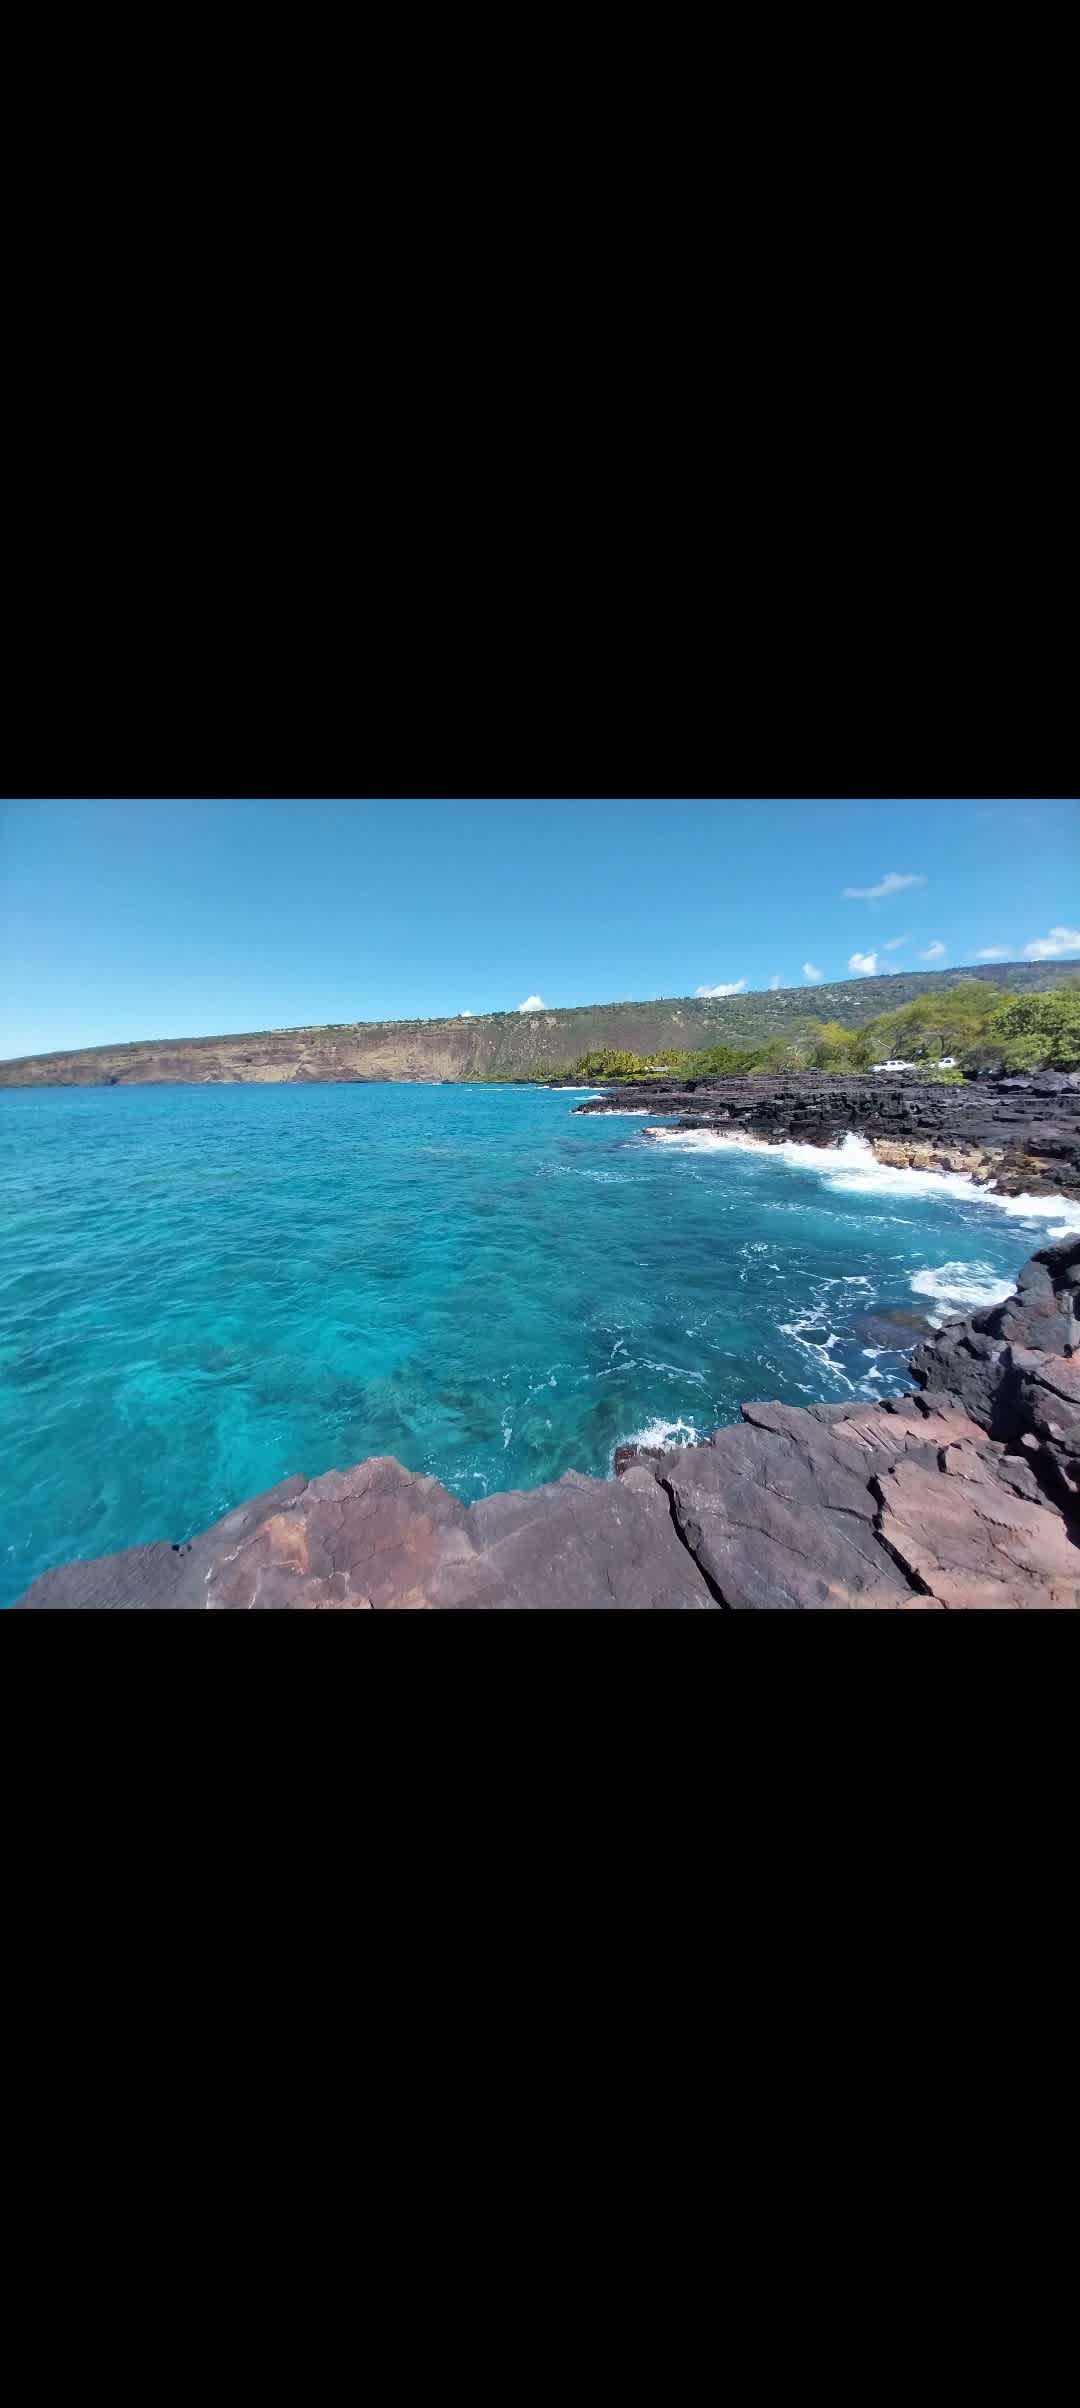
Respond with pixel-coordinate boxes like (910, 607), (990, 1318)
(1, 963), (1077, 1087)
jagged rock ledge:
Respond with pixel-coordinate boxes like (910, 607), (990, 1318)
(15, 1236), (1080, 1609)
(572, 1071), (1080, 1198)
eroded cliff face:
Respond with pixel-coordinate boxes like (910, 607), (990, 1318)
(0, 1020), (504, 1086)
(0, 1011), (679, 1086)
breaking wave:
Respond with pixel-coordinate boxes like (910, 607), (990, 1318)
(612, 1415), (701, 1465)
(909, 1261), (1016, 1317)
(645, 1127), (1080, 1236)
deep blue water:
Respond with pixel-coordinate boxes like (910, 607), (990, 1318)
(3, 1082), (1076, 1606)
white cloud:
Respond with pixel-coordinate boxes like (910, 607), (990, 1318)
(882, 933), (911, 952)
(803, 962), (823, 982)
(769, 973), (782, 990)
(920, 941), (946, 962)
(849, 951), (879, 976)
(975, 947), (1009, 962)
(517, 994), (548, 1012)
(459, 1010), (475, 1017)
(843, 871), (927, 901)
(694, 979), (746, 999)
(1023, 927), (1080, 960)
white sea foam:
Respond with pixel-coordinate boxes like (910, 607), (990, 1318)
(778, 1312), (858, 1391)
(909, 1261), (1016, 1317)
(613, 1415), (700, 1464)
(646, 1127), (1080, 1235)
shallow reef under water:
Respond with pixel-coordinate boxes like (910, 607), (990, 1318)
(2, 1082), (1076, 1605)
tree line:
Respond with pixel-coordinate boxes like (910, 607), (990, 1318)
(558, 981), (1080, 1083)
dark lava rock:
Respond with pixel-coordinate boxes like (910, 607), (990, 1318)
(909, 1329), (1020, 1439)
(852, 1308), (936, 1349)
(969, 1236), (1080, 1353)
(911, 1235), (1079, 1439)
(574, 1073), (1080, 1197)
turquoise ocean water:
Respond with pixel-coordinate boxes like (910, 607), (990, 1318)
(3, 1082), (1078, 1606)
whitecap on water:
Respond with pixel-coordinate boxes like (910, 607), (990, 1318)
(611, 1414), (700, 1466)
(777, 1313), (858, 1391)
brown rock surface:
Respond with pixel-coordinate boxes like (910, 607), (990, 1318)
(635, 1396), (1003, 1610)
(18, 1456), (715, 1610)
(873, 1448), (1080, 1608)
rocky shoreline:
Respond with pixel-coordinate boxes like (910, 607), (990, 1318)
(571, 1071), (1080, 1198)
(15, 1236), (1080, 1609)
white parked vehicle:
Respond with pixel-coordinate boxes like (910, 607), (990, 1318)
(871, 1055), (959, 1073)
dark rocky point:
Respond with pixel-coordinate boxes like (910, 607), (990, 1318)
(573, 1070), (1080, 1198)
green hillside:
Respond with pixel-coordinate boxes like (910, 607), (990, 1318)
(1, 960), (1077, 1086)
(570, 978), (1080, 1081)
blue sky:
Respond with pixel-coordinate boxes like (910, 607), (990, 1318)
(1, 797), (1076, 1057)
